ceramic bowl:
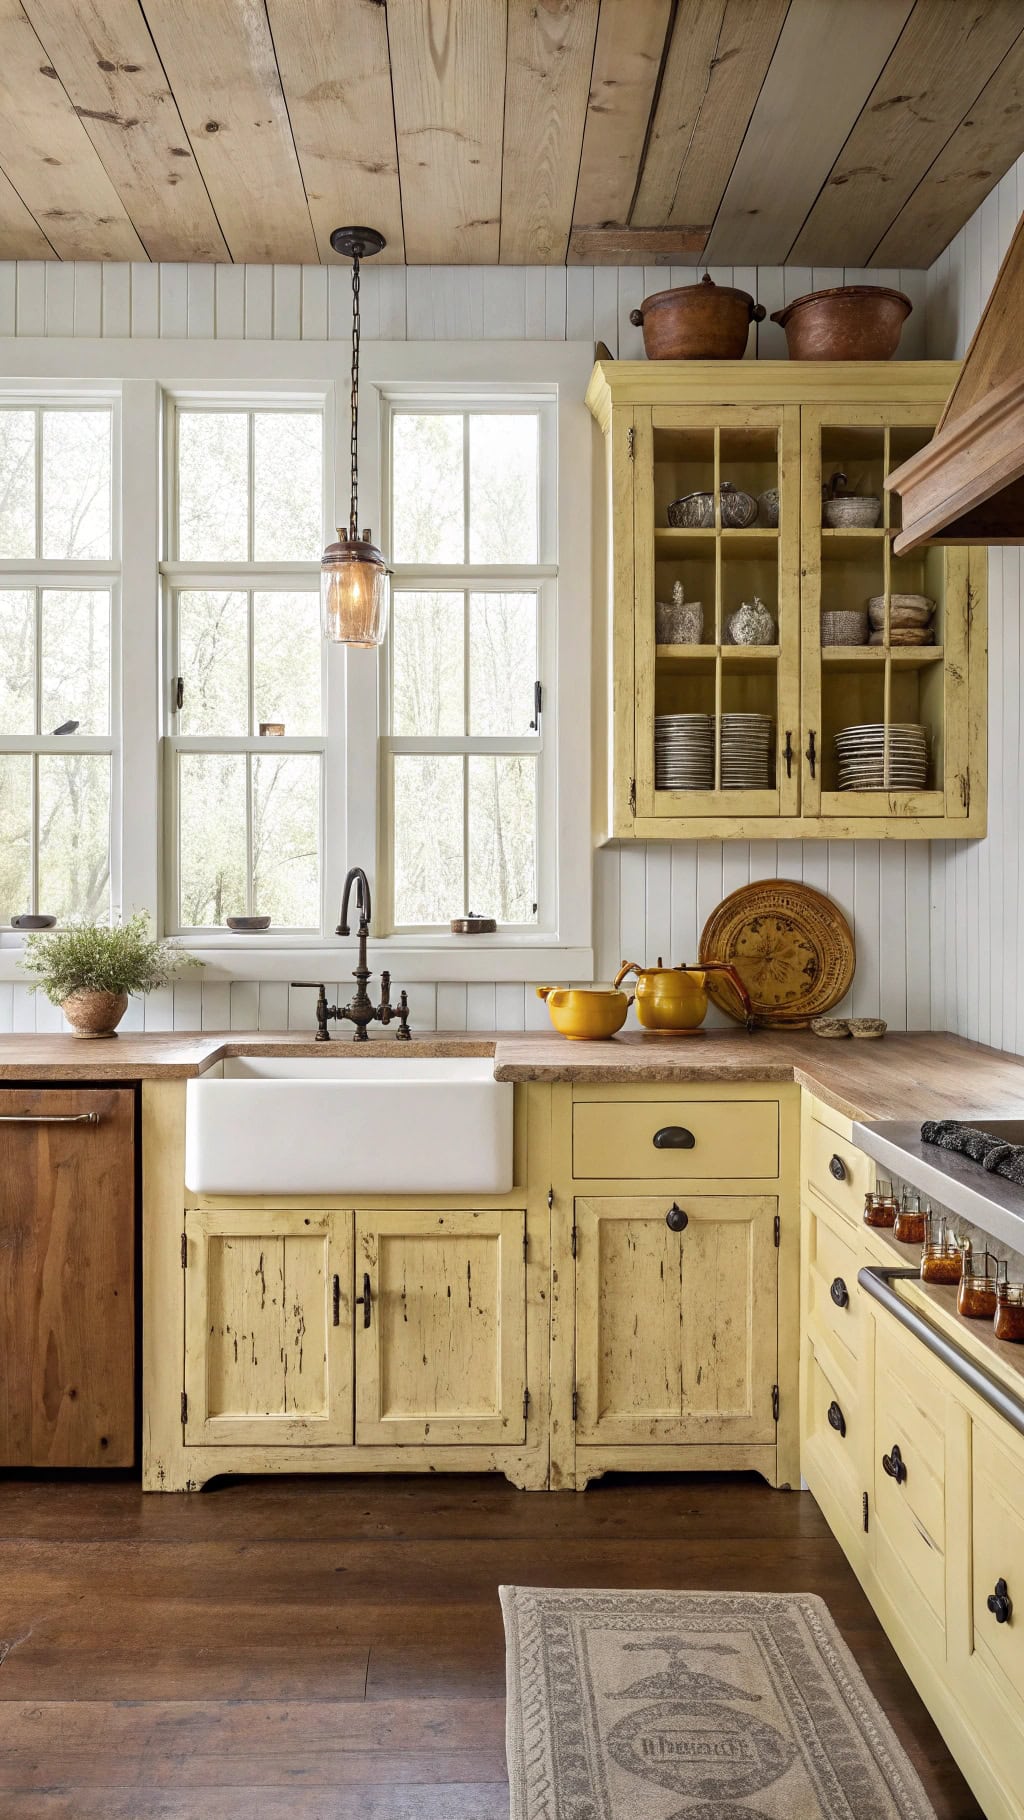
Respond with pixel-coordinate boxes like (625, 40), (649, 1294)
(823, 494), (881, 529)
(849, 1017), (887, 1039)
(11, 913), (57, 929)
(226, 915), (272, 933)
(811, 1016), (851, 1038)
(867, 594), (935, 628)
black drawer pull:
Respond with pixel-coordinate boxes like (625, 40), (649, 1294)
(829, 1153), (847, 1181)
(827, 1400), (846, 1438)
(987, 1578), (1012, 1625)
(653, 1126), (695, 1150)
(665, 1203), (688, 1232)
(332, 1275), (341, 1326)
(354, 1271), (372, 1330)
(830, 1276), (850, 1309)
(882, 1443), (907, 1484)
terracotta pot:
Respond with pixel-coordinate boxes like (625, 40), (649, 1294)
(61, 988), (129, 1038)
(770, 285), (912, 361)
(630, 273), (765, 360)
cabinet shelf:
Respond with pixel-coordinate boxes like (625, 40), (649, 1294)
(821, 645), (944, 672)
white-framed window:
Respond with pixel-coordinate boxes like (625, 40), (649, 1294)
(0, 394), (120, 926)
(161, 397), (328, 935)
(379, 397), (557, 935)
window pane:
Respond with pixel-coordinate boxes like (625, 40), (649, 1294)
(468, 755), (536, 924)
(469, 592), (536, 735)
(0, 410), (36, 558)
(38, 753), (110, 922)
(252, 753), (320, 927)
(393, 754), (463, 925)
(391, 591), (464, 735)
(253, 413), (322, 561)
(40, 590), (109, 735)
(469, 414), (538, 563)
(253, 591), (321, 735)
(178, 752), (246, 926)
(0, 590), (35, 734)
(391, 414), (464, 563)
(177, 411), (248, 560)
(177, 590), (248, 736)
(0, 753), (32, 919)
(42, 409), (111, 560)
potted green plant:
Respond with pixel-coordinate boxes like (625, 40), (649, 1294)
(20, 913), (201, 1038)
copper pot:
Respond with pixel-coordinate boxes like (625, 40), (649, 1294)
(770, 285), (912, 361)
(630, 273), (765, 360)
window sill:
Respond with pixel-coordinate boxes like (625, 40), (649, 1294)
(160, 939), (595, 984)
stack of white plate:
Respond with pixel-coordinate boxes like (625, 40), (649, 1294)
(835, 722), (929, 791)
(721, 713), (774, 789)
(655, 713), (713, 789)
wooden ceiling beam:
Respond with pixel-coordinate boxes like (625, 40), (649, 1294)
(21, 0), (229, 264)
(141, 0), (318, 265)
(266, 0), (404, 265)
(631, 0), (788, 233)
(0, 0), (146, 261)
(790, 0), (1024, 267)
(500, 0), (599, 265)
(388, 0), (505, 265)
(871, 29), (1024, 268)
(703, 0), (914, 264)
(572, 0), (671, 233)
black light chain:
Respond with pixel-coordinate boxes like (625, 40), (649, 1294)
(348, 252), (361, 540)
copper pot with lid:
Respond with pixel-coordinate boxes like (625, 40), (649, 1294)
(630, 273), (765, 361)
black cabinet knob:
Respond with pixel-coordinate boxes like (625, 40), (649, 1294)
(653, 1126), (695, 1150)
(827, 1400), (846, 1438)
(882, 1443), (907, 1485)
(665, 1203), (688, 1232)
(830, 1276), (850, 1308)
(829, 1153), (847, 1181)
(987, 1578), (1012, 1624)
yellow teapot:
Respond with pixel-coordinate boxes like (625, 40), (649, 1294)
(612, 957), (755, 1034)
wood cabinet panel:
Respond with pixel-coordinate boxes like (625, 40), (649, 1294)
(970, 1423), (1024, 1711)
(872, 1321), (947, 1638)
(183, 1208), (353, 1447)
(805, 1195), (864, 1371)
(354, 1209), (527, 1447)
(803, 1112), (872, 1225)
(572, 1096), (779, 1180)
(574, 1193), (777, 1445)
(0, 1086), (135, 1468)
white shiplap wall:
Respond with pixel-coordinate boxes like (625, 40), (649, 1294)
(925, 157), (1023, 1055)
(0, 256), (936, 1035)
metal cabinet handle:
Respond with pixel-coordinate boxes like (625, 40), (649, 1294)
(829, 1153), (847, 1181)
(653, 1126), (695, 1150)
(354, 1271), (372, 1330)
(665, 1203), (688, 1232)
(827, 1400), (846, 1438)
(332, 1275), (341, 1327)
(882, 1443), (907, 1484)
(784, 730), (793, 778)
(987, 1578), (1012, 1624)
(830, 1276), (850, 1308)
(805, 729), (817, 778)
(0, 1112), (100, 1125)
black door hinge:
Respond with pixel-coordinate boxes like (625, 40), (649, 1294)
(180, 1390), (188, 1426)
(773, 1214), (780, 1248)
(180, 1231), (187, 1267)
(862, 1490), (870, 1533)
(626, 425), (635, 461)
(523, 1387), (530, 1421)
(771, 1384), (780, 1422)
(628, 776), (637, 816)
(570, 1223), (577, 1259)
(572, 1387), (578, 1422)
(547, 1185), (554, 1211)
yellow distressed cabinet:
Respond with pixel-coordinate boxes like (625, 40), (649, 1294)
(586, 361), (987, 840)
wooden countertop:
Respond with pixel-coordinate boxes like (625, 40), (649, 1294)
(2, 1028), (1024, 1124)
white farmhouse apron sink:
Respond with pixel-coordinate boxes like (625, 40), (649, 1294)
(184, 1056), (513, 1196)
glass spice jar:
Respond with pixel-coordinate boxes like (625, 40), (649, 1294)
(893, 1187), (927, 1246)
(864, 1180), (897, 1228)
(957, 1247), (1008, 1320)
(920, 1212), (964, 1285)
(994, 1282), (1024, 1343)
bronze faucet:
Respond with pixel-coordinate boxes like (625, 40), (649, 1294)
(292, 866), (411, 1042)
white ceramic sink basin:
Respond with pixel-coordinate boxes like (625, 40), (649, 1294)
(184, 1054), (513, 1196)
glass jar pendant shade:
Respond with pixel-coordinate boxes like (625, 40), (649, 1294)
(321, 227), (389, 647)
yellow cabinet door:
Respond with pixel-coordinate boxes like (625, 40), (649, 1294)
(574, 1195), (778, 1445)
(183, 1208), (353, 1447)
(354, 1209), (527, 1446)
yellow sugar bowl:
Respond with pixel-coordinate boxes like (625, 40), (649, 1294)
(536, 984), (631, 1041)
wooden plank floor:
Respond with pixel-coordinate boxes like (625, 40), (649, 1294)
(0, 1472), (982, 1818)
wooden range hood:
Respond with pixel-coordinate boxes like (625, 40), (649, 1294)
(887, 210), (1024, 553)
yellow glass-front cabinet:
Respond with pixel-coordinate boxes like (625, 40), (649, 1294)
(587, 362), (987, 841)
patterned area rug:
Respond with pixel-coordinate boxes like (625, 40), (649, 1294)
(501, 1587), (937, 1820)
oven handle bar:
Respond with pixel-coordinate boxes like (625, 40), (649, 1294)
(858, 1265), (1024, 1440)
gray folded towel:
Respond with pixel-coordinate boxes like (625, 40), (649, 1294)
(921, 1119), (1024, 1186)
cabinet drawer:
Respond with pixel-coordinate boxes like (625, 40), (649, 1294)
(803, 1340), (861, 1529)
(572, 1098), (779, 1180)
(971, 1423), (1024, 1710)
(805, 1115), (872, 1226)
(806, 1198), (863, 1369)
(873, 1322), (946, 1635)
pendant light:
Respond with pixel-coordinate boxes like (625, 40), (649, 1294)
(321, 226), (389, 646)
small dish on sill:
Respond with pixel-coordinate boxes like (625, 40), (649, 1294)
(11, 913), (57, 929)
(226, 915), (272, 933)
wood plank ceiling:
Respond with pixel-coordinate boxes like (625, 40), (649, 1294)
(0, 0), (1022, 268)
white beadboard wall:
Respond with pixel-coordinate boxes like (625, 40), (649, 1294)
(925, 155), (1023, 1055)
(0, 255), (938, 1035)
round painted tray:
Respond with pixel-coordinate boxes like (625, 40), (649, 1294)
(699, 880), (855, 1028)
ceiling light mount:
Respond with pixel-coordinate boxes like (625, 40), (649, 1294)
(329, 226), (387, 262)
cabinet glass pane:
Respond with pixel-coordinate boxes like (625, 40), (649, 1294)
(391, 414), (464, 563)
(177, 590), (248, 736)
(0, 590), (35, 733)
(252, 413), (322, 562)
(469, 592), (536, 735)
(0, 411), (35, 558)
(253, 591), (321, 735)
(392, 754), (463, 925)
(41, 409), (111, 560)
(391, 590), (464, 735)
(178, 752), (246, 926)
(252, 753), (320, 928)
(37, 753), (110, 922)
(40, 590), (109, 735)
(469, 754), (536, 923)
(469, 414), (538, 562)
(0, 753), (31, 919)
(177, 411), (248, 561)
